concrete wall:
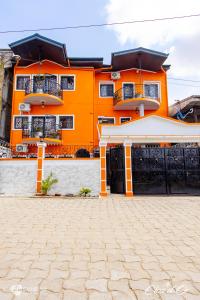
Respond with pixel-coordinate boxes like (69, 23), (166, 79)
(0, 160), (37, 195)
(43, 159), (100, 196)
(0, 159), (100, 196)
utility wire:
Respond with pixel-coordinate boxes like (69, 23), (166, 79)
(0, 13), (200, 34)
(168, 82), (200, 88)
(168, 77), (200, 83)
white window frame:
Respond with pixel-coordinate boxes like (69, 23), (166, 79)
(143, 81), (161, 101)
(59, 74), (76, 91)
(13, 115), (31, 130)
(99, 81), (115, 98)
(98, 116), (115, 124)
(59, 115), (75, 130)
(120, 117), (132, 124)
(122, 82), (135, 100)
(15, 74), (31, 91)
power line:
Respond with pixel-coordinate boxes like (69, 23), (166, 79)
(168, 77), (200, 83)
(0, 13), (200, 34)
(168, 82), (200, 88)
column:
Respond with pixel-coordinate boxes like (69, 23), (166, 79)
(124, 141), (133, 197)
(36, 142), (47, 194)
(139, 103), (144, 117)
(99, 141), (108, 197)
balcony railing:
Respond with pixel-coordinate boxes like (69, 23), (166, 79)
(25, 79), (63, 99)
(113, 84), (160, 106)
(22, 123), (62, 140)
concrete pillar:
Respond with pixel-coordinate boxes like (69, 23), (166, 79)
(36, 142), (47, 194)
(99, 142), (108, 197)
(139, 103), (144, 117)
(124, 141), (133, 197)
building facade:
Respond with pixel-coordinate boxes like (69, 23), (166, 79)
(9, 34), (170, 157)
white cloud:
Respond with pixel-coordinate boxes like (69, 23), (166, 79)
(105, 0), (200, 103)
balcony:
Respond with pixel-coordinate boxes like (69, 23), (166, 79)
(113, 84), (160, 111)
(24, 78), (63, 105)
(22, 123), (62, 144)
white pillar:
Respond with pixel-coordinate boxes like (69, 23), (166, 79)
(139, 103), (144, 117)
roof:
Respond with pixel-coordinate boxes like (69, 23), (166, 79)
(169, 95), (200, 116)
(69, 57), (104, 68)
(9, 33), (68, 66)
(111, 47), (168, 72)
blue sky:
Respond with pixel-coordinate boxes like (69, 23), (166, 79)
(1, 0), (200, 104)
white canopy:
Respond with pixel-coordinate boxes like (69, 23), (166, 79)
(100, 115), (200, 144)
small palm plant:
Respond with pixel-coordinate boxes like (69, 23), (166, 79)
(79, 187), (92, 197)
(41, 172), (58, 195)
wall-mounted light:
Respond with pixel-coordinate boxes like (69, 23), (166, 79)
(41, 101), (45, 109)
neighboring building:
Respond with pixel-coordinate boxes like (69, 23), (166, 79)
(0, 49), (14, 142)
(9, 33), (170, 156)
(169, 95), (200, 123)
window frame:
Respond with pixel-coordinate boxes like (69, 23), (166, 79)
(122, 82), (135, 100)
(59, 74), (76, 91)
(98, 116), (115, 124)
(99, 81), (115, 98)
(143, 81), (161, 100)
(120, 117), (132, 124)
(59, 115), (75, 130)
(15, 74), (31, 91)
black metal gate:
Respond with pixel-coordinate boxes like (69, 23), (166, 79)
(132, 147), (200, 195)
(109, 147), (125, 194)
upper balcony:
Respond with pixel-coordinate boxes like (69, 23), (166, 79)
(24, 78), (63, 105)
(113, 84), (161, 111)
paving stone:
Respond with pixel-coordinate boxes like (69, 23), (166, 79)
(85, 279), (107, 292)
(63, 279), (85, 292)
(63, 290), (87, 300)
(89, 292), (112, 300)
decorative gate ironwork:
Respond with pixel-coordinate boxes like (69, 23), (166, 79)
(132, 147), (200, 195)
(109, 147), (125, 194)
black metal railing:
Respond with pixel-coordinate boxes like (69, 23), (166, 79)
(25, 78), (63, 99)
(22, 123), (62, 140)
(113, 84), (160, 106)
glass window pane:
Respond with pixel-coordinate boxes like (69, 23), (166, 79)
(121, 117), (131, 123)
(123, 84), (134, 99)
(14, 117), (28, 129)
(98, 117), (114, 124)
(59, 116), (73, 129)
(61, 76), (74, 90)
(144, 84), (159, 98)
(16, 76), (30, 90)
(100, 84), (113, 97)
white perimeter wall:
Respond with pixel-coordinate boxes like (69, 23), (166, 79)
(0, 159), (100, 196)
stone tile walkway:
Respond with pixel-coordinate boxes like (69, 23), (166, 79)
(0, 196), (199, 299)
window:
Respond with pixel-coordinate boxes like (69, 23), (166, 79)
(100, 83), (114, 97)
(144, 83), (159, 99)
(98, 117), (115, 124)
(60, 76), (75, 90)
(14, 116), (29, 129)
(120, 117), (131, 124)
(59, 116), (74, 129)
(123, 83), (134, 99)
(16, 76), (30, 90)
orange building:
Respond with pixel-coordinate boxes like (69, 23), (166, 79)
(9, 33), (170, 157)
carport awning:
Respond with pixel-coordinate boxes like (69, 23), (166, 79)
(99, 115), (200, 144)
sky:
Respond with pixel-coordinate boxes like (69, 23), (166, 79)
(1, 0), (200, 104)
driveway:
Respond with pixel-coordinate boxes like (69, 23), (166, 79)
(0, 196), (200, 299)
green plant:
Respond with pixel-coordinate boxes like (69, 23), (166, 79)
(41, 172), (58, 195)
(79, 187), (91, 197)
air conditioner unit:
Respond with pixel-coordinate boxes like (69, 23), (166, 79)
(19, 103), (31, 112)
(111, 72), (120, 80)
(16, 144), (28, 153)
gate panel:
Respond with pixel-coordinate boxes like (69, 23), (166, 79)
(132, 148), (167, 194)
(110, 147), (125, 194)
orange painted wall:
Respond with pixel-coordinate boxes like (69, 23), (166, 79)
(10, 60), (169, 149)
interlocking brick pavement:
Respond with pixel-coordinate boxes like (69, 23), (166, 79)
(0, 196), (199, 299)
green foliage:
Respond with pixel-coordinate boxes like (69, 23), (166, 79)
(79, 187), (92, 197)
(41, 172), (58, 195)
